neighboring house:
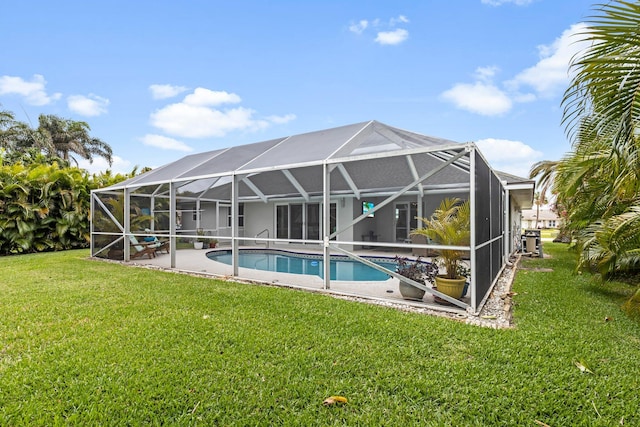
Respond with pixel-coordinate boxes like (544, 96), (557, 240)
(91, 120), (534, 313)
(522, 207), (561, 229)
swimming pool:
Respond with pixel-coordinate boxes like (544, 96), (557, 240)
(206, 249), (396, 281)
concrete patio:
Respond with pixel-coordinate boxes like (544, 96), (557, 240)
(127, 245), (471, 315)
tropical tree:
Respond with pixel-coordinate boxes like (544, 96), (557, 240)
(0, 106), (20, 153)
(530, 0), (640, 296)
(529, 160), (557, 201)
(0, 162), (140, 255)
(1, 107), (114, 169)
(532, 191), (548, 229)
(0, 106), (15, 136)
(36, 114), (113, 166)
(0, 162), (91, 254)
(413, 198), (471, 280)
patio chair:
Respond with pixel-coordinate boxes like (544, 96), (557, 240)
(129, 235), (157, 259)
(142, 229), (170, 254)
(411, 233), (437, 257)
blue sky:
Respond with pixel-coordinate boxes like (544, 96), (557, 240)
(1, 0), (596, 177)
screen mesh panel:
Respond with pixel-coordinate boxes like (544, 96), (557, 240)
(475, 150), (491, 245)
(473, 150), (506, 310)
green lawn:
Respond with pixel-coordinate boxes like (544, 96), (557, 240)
(540, 229), (559, 239)
(1, 244), (639, 426)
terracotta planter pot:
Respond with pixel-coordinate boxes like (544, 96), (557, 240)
(434, 275), (466, 299)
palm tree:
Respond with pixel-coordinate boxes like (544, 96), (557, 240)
(413, 198), (470, 280)
(37, 114), (113, 166)
(0, 107), (18, 153)
(562, 2), (640, 151)
(556, 1), (640, 278)
(532, 191), (547, 229)
(529, 160), (558, 199)
(0, 106), (15, 130)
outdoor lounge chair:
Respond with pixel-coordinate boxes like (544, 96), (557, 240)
(129, 235), (157, 259)
(411, 233), (437, 257)
(143, 229), (170, 254)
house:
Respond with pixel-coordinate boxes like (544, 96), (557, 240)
(522, 207), (561, 229)
(91, 120), (534, 313)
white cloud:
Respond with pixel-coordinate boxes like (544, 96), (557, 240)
(0, 74), (61, 106)
(481, 0), (535, 6)
(140, 134), (193, 152)
(151, 103), (264, 138)
(375, 28), (409, 45)
(266, 113), (297, 124)
(441, 82), (512, 116)
(77, 155), (132, 175)
(476, 138), (542, 161)
(349, 20), (369, 35)
(476, 138), (543, 177)
(507, 23), (589, 98)
(149, 84), (189, 99)
(183, 88), (241, 107)
(474, 66), (499, 82)
(389, 15), (409, 26)
(442, 23), (588, 116)
(512, 92), (537, 103)
(149, 88), (295, 139)
(67, 94), (109, 116)
(350, 15), (409, 45)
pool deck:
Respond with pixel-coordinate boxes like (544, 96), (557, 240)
(124, 245), (471, 315)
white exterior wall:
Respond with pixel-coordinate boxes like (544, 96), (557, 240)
(179, 201), (230, 236)
(244, 201), (273, 244)
(510, 200), (522, 253)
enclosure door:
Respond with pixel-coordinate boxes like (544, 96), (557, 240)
(394, 202), (418, 242)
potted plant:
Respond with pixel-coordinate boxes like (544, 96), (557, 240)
(194, 229), (206, 249)
(412, 198), (470, 300)
(395, 256), (438, 301)
(209, 238), (218, 248)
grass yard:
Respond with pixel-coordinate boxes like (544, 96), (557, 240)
(540, 229), (559, 239)
(1, 244), (639, 426)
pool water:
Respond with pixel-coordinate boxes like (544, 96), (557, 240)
(206, 249), (396, 281)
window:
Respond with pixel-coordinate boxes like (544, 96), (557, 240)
(226, 203), (244, 228)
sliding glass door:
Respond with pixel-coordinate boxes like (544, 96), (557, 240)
(394, 202), (418, 242)
(306, 203), (320, 240)
(276, 202), (335, 241)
